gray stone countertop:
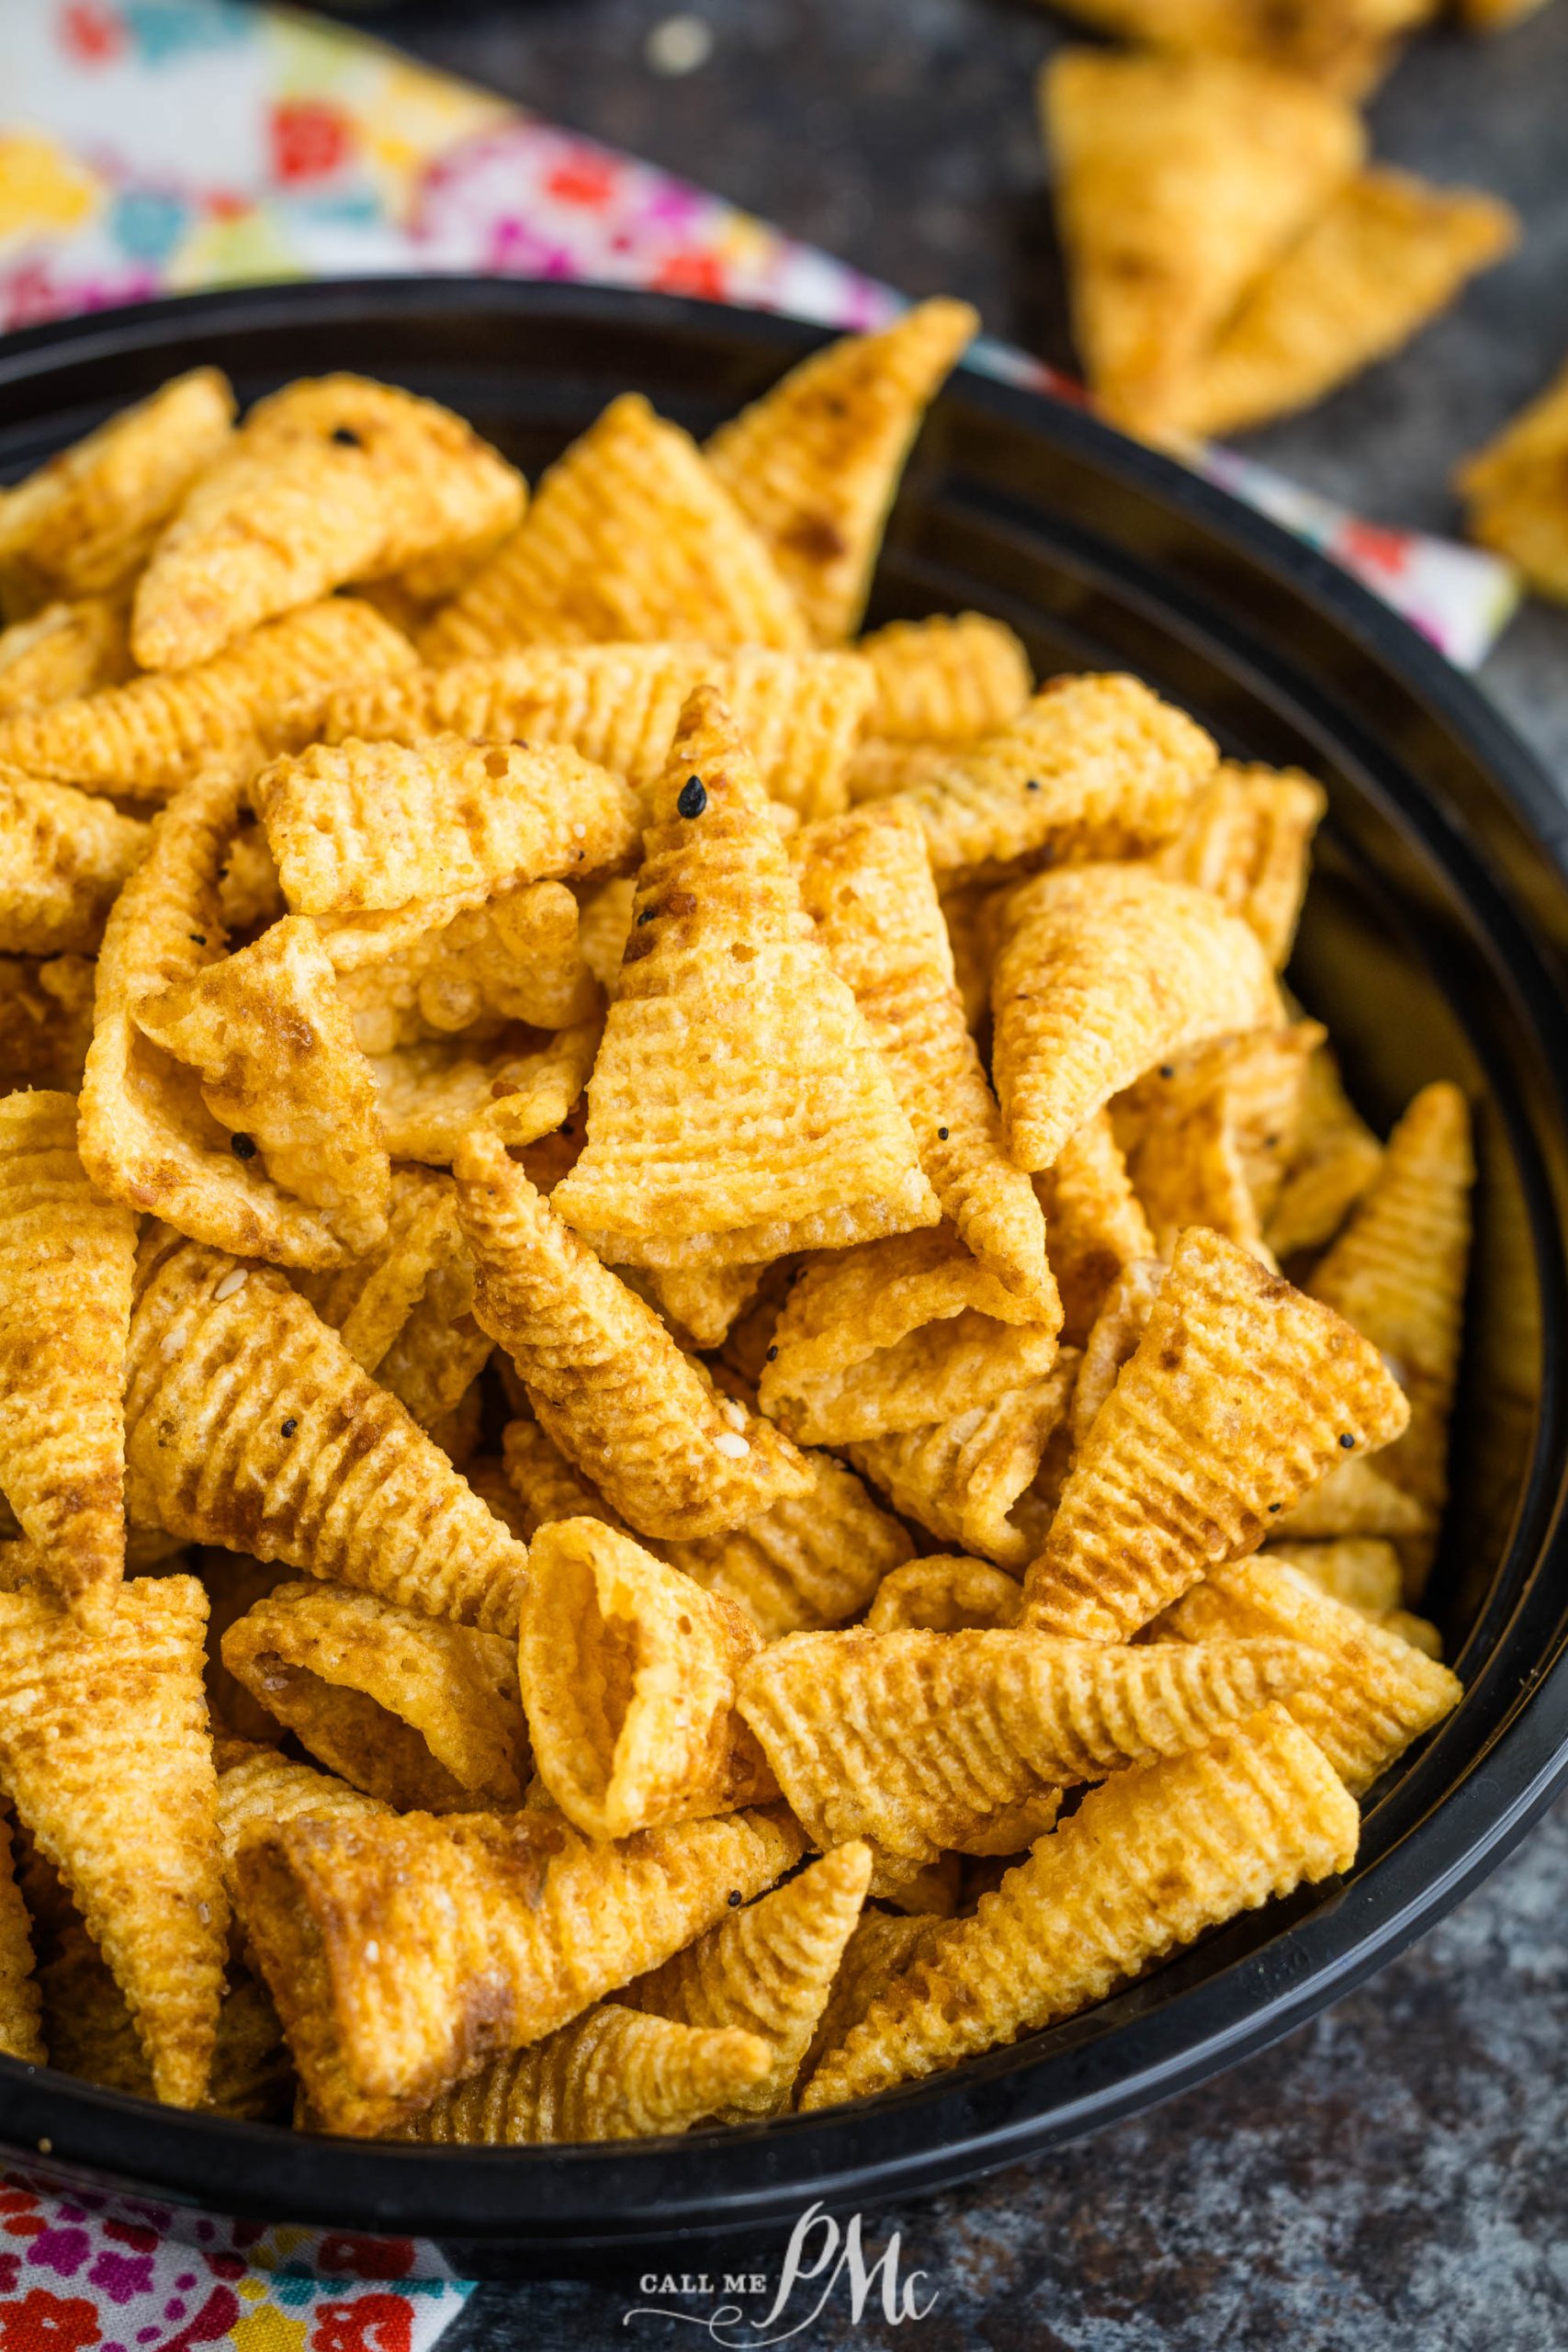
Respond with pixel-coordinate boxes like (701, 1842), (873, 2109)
(331, 3), (1568, 2340)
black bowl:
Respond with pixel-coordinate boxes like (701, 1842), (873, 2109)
(2, 279), (1567, 2281)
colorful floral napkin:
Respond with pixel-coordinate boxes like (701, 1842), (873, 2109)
(1, 0), (1522, 668)
(0, 2165), (471, 2348)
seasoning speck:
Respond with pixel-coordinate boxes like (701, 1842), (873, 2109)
(188, 933), (207, 945)
(765, 1345), (778, 1362)
(714, 1430), (750, 1460)
(558, 1121), (574, 1137)
(646, 12), (714, 74)
(727, 1889), (743, 1907)
(1158, 1066), (1175, 1080)
(231, 1132), (257, 1160)
(364, 1939), (380, 1963)
(212, 1267), (248, 1302)
(677, 774), (708, 819)
(331, 424), (362, 447)
(280, 1418), (298, 1439)
(937, 1125), (950, 1140)
(1339, 1432), (1356, 1449)
(1268, 1502), (1282, 1513)
(1025, 778), (1041, 793)
(637, 907), (656, 925)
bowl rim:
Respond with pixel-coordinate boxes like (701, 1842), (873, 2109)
(3, 275), (1567, 2247)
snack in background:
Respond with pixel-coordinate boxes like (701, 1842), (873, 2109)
(1041, 0), (1438, 95)
(1460, 351), (1568, 600)
(1041, 46), (1517, 443)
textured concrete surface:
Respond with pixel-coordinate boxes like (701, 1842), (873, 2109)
(329, 2), (1568, 2338)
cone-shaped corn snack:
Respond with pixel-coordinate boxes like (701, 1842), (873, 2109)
(797, 1908), (947, 2097)
(421, 393), (807, 662)
(124, 1225), (530, 1633)
(0, 368), (234, 613)
(849, 1351), (1079, 1569)
(1157, 1556), (1460, 1792)
(739, 1624), (1314, 1860)
(846, 737), (955, 805)
(373, 1016), (602, 1167)
(1264, 1537), (1403, 1613)
(425, 1377), (482, 1468)
(376, 1299), (492, 1438)
(254, 735), (639, 920)
(216, 1739), (389, 1892)
(866, 1849), (962, 1916)
(858, 614), (1032, 744)
(80, 770), (376, 1270)
(1021, 1227), (1409, 1641)
(325, 644), (874, 824)
(1462, 9), (1550, 42)
(652, 1449), (914, 1640)
(0, 1091), (137, 1622)
(133, 375), (523, 671)
(137, 915), (391, 1260)
(0, 1577), (225, 2105)
(40, 1929), (293, 2121)
(0, 595), (133, 719)
(196, 1551), (289, 1743)
(0, 598), (414, 800)
(624, 1841), (873, 2116)
(501, 1416), (630, 1538)
(1035, 1108), (1156, 1347)
(234, 1801), (805, 2133)
(216, 822), (283, 932)
(1272, 1454), (1430, 1541)
(457, 1127), (808, 1538)
(337, 881), (600, 1055)
(1264, 1035), (1384, 1261)
(222, 1580), (529, 1813)
(1114, 1013), (1318, 1174)
(760, 1228), (1058, 1444)
(802, 1706), (1359, 2106)
(1461, 352), (1568, 602)
(0, 1816), (43, 2064)
(793, 803), (1055, 1307)
(865, 1554), (1024, 1634)
(1043, 0), (1430, 96)
(0, 774), (148, 956)
(1071, 1255), (1167, 1445)
(294, 1164), (464, 1374)
(1154, 763), (1325, 967)
(900, 673), (1217, 881)
(646, 1261), (768, 1350)
(705, 302), (976, 644)
(935, 880), (992, 1030)
(1163, 171), (1517, 444)
(992, 865), (1278, 1173)
(1142, 1022), (1322, 1238)
(552, 688), (937, 1267)
(0, 954), (95, 1092)
(502, 1413), (909, 1640)
(519, 1518), (775, 1838)
(398, 2002), (772, 2144)
(1043, 50), (1363, 438)
(1308, 1083), (1472, 1576)
(466, 1457), (530, 1546)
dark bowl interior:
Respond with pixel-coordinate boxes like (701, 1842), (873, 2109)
(2, 280), (1567, 2276)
